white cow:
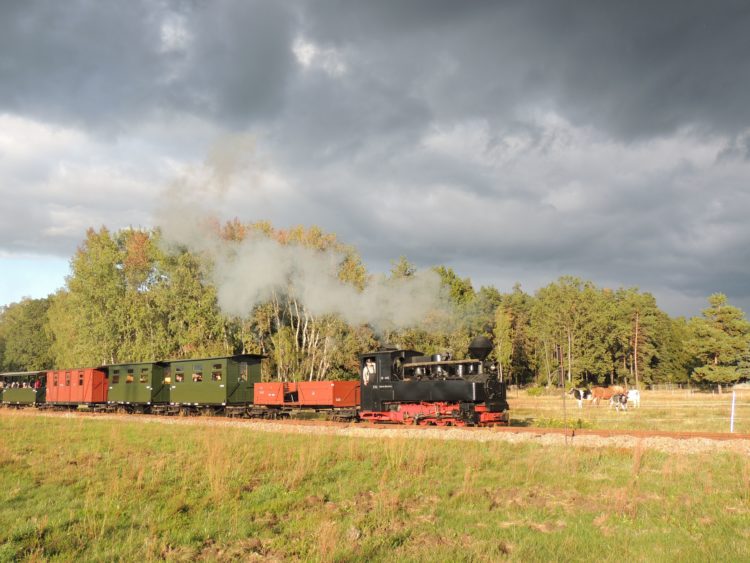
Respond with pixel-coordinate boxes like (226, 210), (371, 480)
(627, 389), (641, 408)
(569, 388), (592, 409)
(609, 393), (628, 412)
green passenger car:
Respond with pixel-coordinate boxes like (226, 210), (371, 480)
(168, 354), (263, 409)
(0, 371), (47, 406)
(106, 362), (169, 411)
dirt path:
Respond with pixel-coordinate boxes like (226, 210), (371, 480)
(5, 409), (750, 456)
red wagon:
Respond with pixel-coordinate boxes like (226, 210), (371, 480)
(253, 380), (359, 421)
(297, 381), (359, 407)
(253, 382), (298, 406)
(254, 381), (359, 408)
(46, 368), (108, 405)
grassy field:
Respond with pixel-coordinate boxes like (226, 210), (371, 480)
(1, 411), (750, 561)
(508, 389), (750, 433)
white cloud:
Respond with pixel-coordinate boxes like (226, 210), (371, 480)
(160, 13), (191, 53)
(0, 114), (178, 255)
(292, 37), (347, 76)
(0, 113), (87, 160)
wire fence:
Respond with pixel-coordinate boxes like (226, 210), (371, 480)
(508, 388), (750, 433)
(508, 384), (750, 396)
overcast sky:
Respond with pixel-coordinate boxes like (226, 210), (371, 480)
(2, 0), (750, 316)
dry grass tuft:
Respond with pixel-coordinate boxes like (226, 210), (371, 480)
(496, 540), (514, 556)
(197, 537), (272, 562)
(593, 512), (614, 536)
(316, 519), (340, 561)
(631, 440), (645, 479)
(528, 520), (566, 534)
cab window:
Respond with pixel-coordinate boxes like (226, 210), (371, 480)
(163, 367), (172, 385)
(239, 362), (248, 382)
(175, 367), (184, 383)
(211, 363), (223, 381)
(362, 357), (377, 385)
(126, 369), (134, 384)
(139, 368), (149, 383)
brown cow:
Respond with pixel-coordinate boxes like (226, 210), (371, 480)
(590, 386), (622, 406)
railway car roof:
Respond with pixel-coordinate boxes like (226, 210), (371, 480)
(47, 367), (107, 371)
(102, 360), (169, 367)
(164, 353), (266, 362)
(362, 349), (423, 356)
(0, 371), (47, 377)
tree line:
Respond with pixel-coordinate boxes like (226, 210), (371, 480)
(1, 223), (749, 387)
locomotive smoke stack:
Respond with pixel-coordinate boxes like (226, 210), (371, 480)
(468, 336), (492, 361)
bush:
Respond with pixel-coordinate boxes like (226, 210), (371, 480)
(534, 417), (591, 429)
(525, 386), (547, 397)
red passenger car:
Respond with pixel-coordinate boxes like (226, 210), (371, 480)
(46, 368), (108, 405)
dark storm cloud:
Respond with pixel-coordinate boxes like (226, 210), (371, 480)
(2, 1), (748, 137)
(2, 0), (750, 315)
(0, 0), (294, 130)
(299, 0), (750, 139)
(175, 2), (296, 125)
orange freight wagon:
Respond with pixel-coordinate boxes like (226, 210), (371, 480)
(297, 381), (359, 407)
(46, 368), (108, 405)
(253, 382), (298, 406)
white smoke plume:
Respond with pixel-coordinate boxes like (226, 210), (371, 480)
(156, 136), (448, 330)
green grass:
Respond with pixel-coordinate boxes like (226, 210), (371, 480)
(1, 411), (749, 561)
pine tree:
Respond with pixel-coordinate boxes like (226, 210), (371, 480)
(689, 294), (750, 384)
(494, 305), (512, 382)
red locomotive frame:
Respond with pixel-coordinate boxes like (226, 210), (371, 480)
(359, 402), (508, 426)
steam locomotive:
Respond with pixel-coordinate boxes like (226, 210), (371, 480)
(357, 336), (508, 425)
(0, 336), (509, 427)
